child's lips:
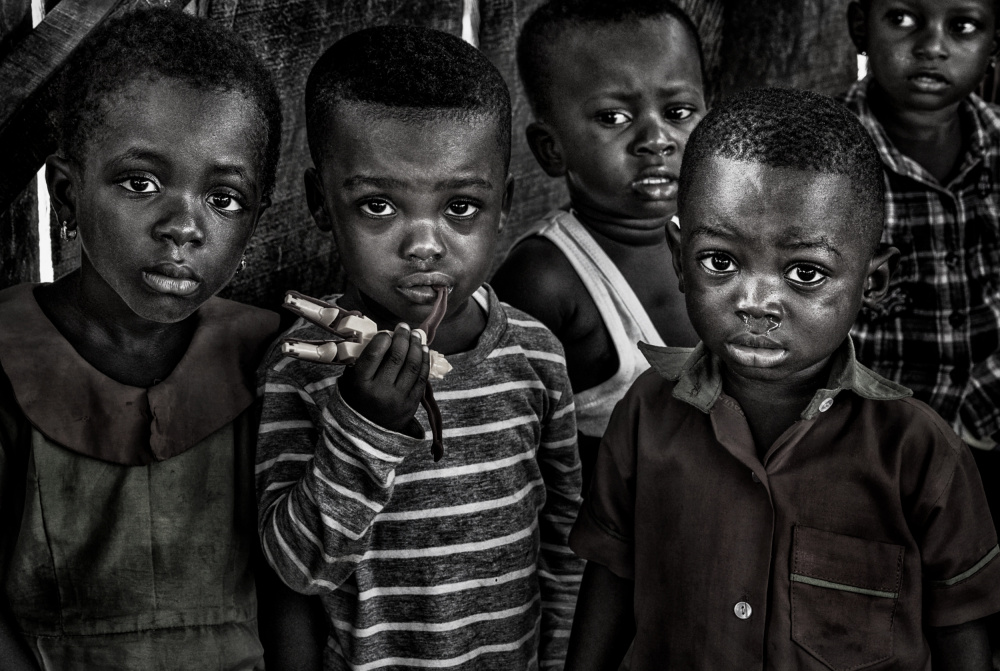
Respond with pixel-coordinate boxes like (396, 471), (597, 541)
(726, 334), (787, 367)
(908, 71), (950, 93)
(398, 274), (454, 304)
(631, 174), (678, 200)
(142, 264), (201, 297)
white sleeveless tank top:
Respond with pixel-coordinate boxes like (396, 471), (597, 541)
(524, 210), (666, 438)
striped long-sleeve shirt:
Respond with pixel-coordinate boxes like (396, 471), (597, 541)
(256, 286), (583, 670)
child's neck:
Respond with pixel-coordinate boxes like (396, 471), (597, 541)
(570, 203), (670, 248)
(722, 359), (831, 459)
(869, 84), (966, 184)
(36, 271), (197, 388)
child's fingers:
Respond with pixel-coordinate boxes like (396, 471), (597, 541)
(394, 330), (430, 391)
(350, 329), (394, 381)
(369, 323), (413, 384)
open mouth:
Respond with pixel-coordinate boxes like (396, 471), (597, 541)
(908, 72), (950, 92)
(631, 174), (679, 200)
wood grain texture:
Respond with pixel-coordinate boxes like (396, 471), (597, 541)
(0, 179), (39, 286)
(715, 0), (856, 99)
(212, 0), (464, 311)
(477, 0), (565, 270)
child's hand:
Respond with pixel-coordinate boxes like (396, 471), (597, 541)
(338, 323), (430, 436)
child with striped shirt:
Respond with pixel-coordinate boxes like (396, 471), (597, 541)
(255, 26), (583, 670)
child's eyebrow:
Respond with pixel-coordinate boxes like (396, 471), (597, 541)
(585, 83), (703, 105)
(342, 175), (495, 191)
(689, 223), (843, 257)
(776, 237), (842, 258)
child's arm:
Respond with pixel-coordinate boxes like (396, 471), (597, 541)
(534, 354), (586, 666)
(565, 562), (635, 671)
(256, 325), (430, 595)
(927, 618), (993, 671)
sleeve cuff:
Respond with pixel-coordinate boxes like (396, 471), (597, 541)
(324, 385), (429, 462)
(568, 500), (634, 580)
(925, 545), (1000, 627)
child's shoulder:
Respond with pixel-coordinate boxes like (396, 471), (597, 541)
(200, 296), (282, 360)
(493, 234), (587, 325)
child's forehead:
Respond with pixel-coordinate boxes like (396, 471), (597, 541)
(684, 158), (868, 252)
(319, 103), (506, 174)
(551, 14), (700, 65)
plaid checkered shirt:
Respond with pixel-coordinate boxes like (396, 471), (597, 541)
(843, 78), (1000, 445)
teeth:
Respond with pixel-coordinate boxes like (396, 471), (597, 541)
(638, 177), (673, 185)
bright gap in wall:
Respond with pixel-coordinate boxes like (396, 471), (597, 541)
(33, 0), (53, 283)
(462, 0), (479, 47)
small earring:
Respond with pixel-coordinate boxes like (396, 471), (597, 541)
(236, 254), (247, 275)
(859, 49), (867, 57)
(59, 220), (77, 241)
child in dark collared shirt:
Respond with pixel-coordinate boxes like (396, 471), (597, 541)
(567, 88), (1000, 671)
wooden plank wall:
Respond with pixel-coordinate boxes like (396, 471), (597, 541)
(0, 0), (858, 308)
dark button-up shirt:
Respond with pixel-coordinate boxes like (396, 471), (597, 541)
(844, 78), (1000, 444)
(570, 339), (1000, 670)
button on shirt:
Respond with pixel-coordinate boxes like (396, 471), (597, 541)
(570, 339), (1000, 670)
(843, 78), (1000, 442)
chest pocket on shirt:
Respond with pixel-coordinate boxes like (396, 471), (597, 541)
(790, 526), (904, 671)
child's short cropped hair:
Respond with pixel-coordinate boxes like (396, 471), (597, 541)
(305, 25), (512, 169)
(517, 0), (704, 120)
(679, 87), (885, 253)
(60, 8), (283, 198)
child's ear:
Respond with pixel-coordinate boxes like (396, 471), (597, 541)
(304, 167), (333, 232)
(45, 155), (78, 235)
(497, 173), (515, 233)
(861, 244), (899, 309)
(249, 195), (271, 239)
(525, 122), (566, 178)
(665, 216), (685, 293)
(847, 2), (869, 55)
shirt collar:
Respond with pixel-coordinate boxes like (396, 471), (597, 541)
(0, 283), (280, 465)
(843, 77), (1000, 185)
(638, 337), (911, 420)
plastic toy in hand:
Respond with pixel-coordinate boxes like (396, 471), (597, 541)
(280, 288), (452, 460)
(280, 291), (452, 379)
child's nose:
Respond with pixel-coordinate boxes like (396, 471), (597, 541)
(913, 23), (948, 60)
(734, 274), (783, 320)
(154, 197), (206, 247)
(401, 220), (445, 262)
(632, 115), (677, 156)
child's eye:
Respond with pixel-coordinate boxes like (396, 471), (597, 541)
(785, 265), (827, 286)
(699, 253), (737, 273)
(445, 201), (479, 218)
(359, 199), (396, 218)
(596, 111), (632, 126)
(951, 18), (982, 35)
(118, 177), (159, 194)
(665, 107), (696, 122)
(886, 10), (917, 28)
(208, 194), (244, 212)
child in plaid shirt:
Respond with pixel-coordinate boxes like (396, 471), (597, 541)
(844, 0), (1000, 450)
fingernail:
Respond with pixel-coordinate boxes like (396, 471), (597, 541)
(422, 345), (429, 353)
